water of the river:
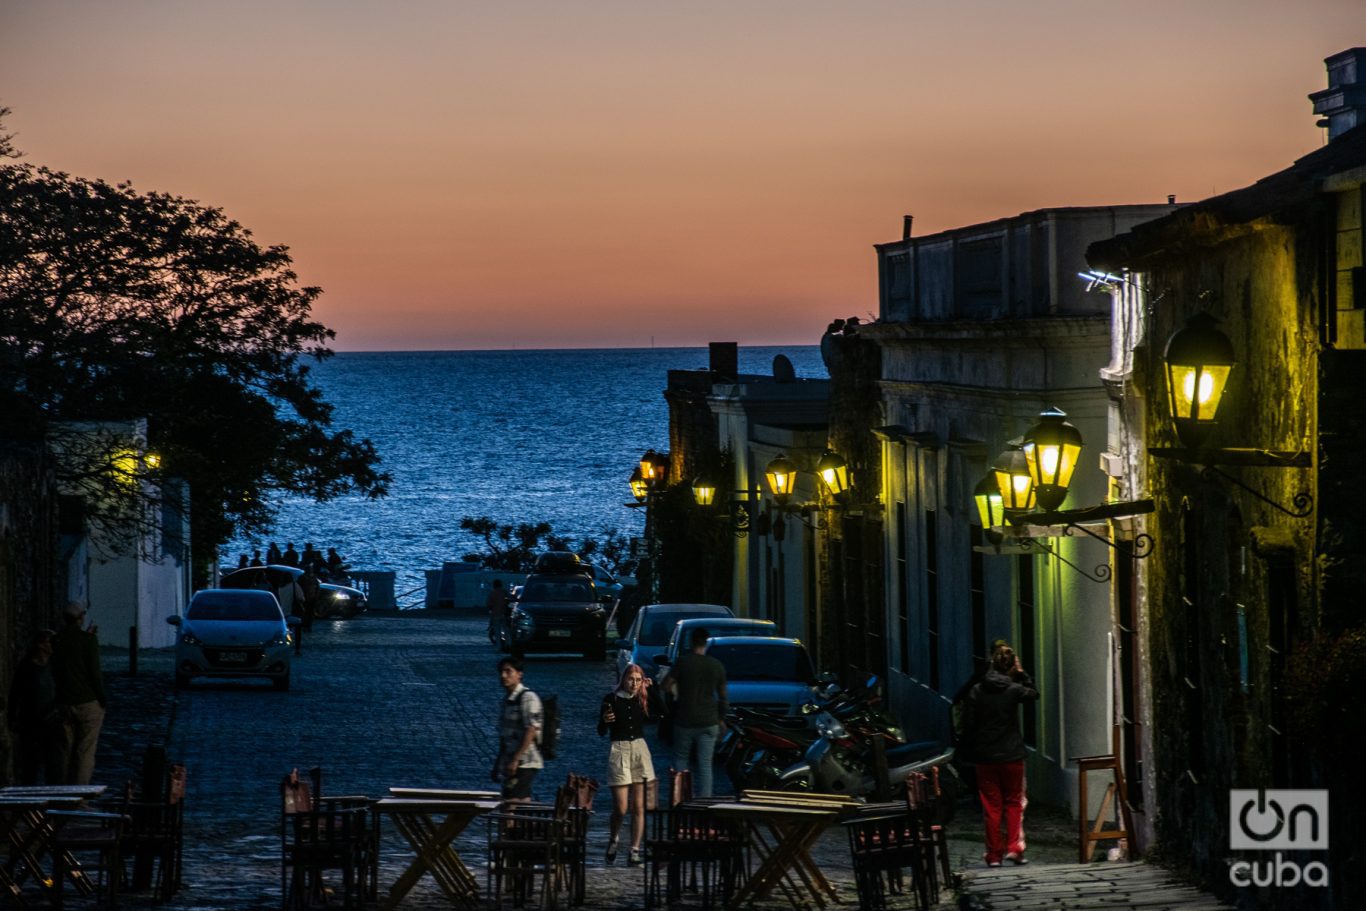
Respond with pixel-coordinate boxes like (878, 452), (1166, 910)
(228, 346), (825, 604)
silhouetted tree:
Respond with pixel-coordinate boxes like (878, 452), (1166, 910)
(458, 516), (634, 574)
(0, 114), (389, 571)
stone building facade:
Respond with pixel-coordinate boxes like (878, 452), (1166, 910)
(860, 203), (1175, 811)
(1087, 49), (1366, 910)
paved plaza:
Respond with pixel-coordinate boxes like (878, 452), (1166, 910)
(91, 612), (1225, 910)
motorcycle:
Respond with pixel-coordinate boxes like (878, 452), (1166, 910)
(776, 711), (960, 814)
(722, 674), (906, 792)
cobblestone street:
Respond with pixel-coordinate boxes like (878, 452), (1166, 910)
(97, 613), (1081, 909)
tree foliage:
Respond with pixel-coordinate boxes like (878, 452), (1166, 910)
(0, 118), (389, 569)
(457, 515), (634, 575)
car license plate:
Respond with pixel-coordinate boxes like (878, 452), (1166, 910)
(548, 629), (572, 638)
(218, 651), (249, 663)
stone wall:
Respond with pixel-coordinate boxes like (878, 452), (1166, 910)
(0, 440), (60, 783)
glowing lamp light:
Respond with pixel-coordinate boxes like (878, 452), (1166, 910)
(628, 467), (648, 503)
(1022, 408), (1083, 511)
(765, 454), (797, 505)
(992, 446), (1035, 512)
(974, 474), (1005, 531)
(1164, 312), (1236, 448)
(692, 474), (718, 507)
(640, 449), (669, 486)
(815, 450), (850, 496)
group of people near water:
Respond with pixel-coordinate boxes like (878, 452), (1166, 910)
(236, 542), (350, 580)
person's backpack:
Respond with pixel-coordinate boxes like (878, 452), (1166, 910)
(539, 694), (561, 759)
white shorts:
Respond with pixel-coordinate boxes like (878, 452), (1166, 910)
(607, 739), (656, 787)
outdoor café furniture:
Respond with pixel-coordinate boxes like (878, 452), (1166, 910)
(643, 803), (747, 911)
(485, 787), (574, 911)
(842, 804), (932, 911)
(281, 770), (374, 911)
(0, 786), (111, 906)
(374, 796), (499, 910)
(698, 793), (860, 911)
(47, 808), (127, 910)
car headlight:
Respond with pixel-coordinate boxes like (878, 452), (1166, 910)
(180, 631), (201, 646)
(267, 631), (290, 646)
(332, 591), (352, 601)
(511, 608), (534, 630)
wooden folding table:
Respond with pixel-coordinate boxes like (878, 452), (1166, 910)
(373, 797), (500, 909)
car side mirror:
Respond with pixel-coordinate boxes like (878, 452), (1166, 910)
(286, 616), (302, 628)
(166, 616), (182, 627)
(614, 638), (630, 650)
(652, 654), (669, 667)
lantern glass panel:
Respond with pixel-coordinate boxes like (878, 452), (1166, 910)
(692, 477), (717, 507)
(1168, 363), (1231, 423)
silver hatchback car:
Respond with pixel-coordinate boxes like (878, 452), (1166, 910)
(168, 589), (299, 690)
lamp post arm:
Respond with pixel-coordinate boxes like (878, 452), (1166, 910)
(1198, 466), (1314, 518)
(1021, 538), (1112, 584)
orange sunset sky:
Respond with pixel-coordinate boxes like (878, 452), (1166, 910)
(3, 1), (1363, 351)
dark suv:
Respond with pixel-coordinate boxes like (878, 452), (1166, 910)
(507, 572), (608, 660)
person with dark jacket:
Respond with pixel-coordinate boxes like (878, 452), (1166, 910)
(959, 642), (1039, 867)
(6, 629), (64, 784)
(52, 602), (106, 785)
(597, 663), (663, 865)
(660, 626), (728, 798)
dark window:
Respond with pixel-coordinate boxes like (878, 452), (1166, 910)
(970, 525), (987, 667)
(1266, 554), (1298, 787)
(956, 236), (1003, 317)
(1116, 553), (1141, 807)
(925, 509), (940, 690)
(707, 642), (815, 683)
(897, 503), (909, 673)
(188, 592), (283, 621)
(1017, 554), (1037, 748)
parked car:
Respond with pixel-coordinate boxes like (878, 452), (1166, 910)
(505, 572), (609, 660)
(703, 636), (820, 716)
(615, 603), (732, 680)
(220, 565), (368, 619)
(652, 617), (779, 684)
(167, 589), (299, 690)
(586, 563), (623, 602)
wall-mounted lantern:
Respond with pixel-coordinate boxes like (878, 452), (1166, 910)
(992, 445), (1036, 513)
(1149, 312), (1312, 518)
(640, 449), (669, 487)
(1022, 408), (1083, 511)
(764, 454), (798, 506)
(982, 410), (1154, 568)
(1164, 312), (1236, 449)
(815, 450), (850, 497)
(628, 467), (648, 504)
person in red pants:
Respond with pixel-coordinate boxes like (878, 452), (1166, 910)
(958, 642), (1039, 866)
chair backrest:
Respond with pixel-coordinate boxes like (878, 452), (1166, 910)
(282, 769), (314, 815)
(564, 773), (599, 810)
(669, 769), (693, 807)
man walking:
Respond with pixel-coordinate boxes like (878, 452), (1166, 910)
(662, 626), (728, 798)
(52, 601), (106, 785)
(491, 657), (543, 802)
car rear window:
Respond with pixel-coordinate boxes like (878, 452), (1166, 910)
(522, 580), (594, 602)
(708, 643), (814, 682)
(187, 592), (282, 622)
(639, 611), (723, 645)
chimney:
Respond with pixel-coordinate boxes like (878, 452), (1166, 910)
(1310, 47), (1366, 140)
(708, 342), (738, 380)
(902, 215), (914, 240)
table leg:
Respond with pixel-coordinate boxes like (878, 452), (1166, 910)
(380, 811), (480, 911)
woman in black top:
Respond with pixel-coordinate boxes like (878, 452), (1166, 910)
(598, 663), (661, 865)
